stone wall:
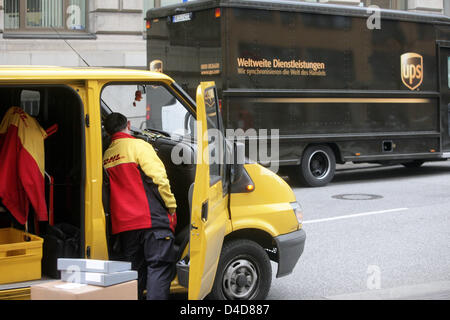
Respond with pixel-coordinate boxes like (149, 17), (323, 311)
(0, 0), (447, 68)
(0, 0), (146, 68)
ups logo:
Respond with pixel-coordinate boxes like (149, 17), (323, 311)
(401, 53), (423, 91)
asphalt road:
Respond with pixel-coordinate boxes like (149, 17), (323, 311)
(267, 161), (450, 300)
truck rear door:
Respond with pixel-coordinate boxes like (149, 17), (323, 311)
(439, 46), (450, 153)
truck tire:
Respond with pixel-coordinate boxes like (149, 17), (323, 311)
(298, 144), (336, 187)
(207, 239), (272, 300)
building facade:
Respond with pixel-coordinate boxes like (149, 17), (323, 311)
(0, 0), (448, 68)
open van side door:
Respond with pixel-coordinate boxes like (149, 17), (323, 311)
(188, 82), (228, 300)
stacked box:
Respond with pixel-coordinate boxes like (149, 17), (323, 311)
(57, 258), (131, 274)
(31, 280), (138, 300)
(57, 258), (137, 287)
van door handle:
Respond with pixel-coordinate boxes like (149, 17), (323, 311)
(201, 201), (209, 222)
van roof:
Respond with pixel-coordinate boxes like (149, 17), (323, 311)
(0, 66), (174, 83)
(147, 0), (450, 25)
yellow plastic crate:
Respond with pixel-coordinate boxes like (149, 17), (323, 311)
(0, 228), (43, 285)
(0, 287), (31, 300)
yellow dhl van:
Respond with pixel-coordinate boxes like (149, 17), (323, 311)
(0, 66), (305, 300)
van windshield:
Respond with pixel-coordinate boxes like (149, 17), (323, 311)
(101, 83), (192, 138)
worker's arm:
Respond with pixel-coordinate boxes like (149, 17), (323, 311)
(135, 141), (177, 213)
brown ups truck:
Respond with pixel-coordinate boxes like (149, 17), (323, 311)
(147, 0), (450, 187)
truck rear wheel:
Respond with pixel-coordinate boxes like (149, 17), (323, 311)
(207, 239), (272, 300)
(298, 145), (336, 187)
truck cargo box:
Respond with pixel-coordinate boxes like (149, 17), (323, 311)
(147, 0), (450, 186)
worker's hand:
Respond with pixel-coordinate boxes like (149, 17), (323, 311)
(168, 209), (177, 230)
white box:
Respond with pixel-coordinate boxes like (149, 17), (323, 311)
(31, 280), (137, 300)
(60, 270), (138, 287)
(57, 258), (131, 274)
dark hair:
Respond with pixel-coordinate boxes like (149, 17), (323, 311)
(104, 112), (128, 135)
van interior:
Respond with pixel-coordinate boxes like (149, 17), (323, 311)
(0, 85), (85, 279)
(100, 83), (197, 268)
(0, 84), (194, 285)
(102, 103), (196, 267)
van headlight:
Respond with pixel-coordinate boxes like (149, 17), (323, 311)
(290, 201), (303, 225)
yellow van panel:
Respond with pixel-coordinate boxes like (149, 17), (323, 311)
(188, 82), (228, 300)
(83, 81), (108, 259)
(0, 287), (30, 300)
(230, 163), (299, 236)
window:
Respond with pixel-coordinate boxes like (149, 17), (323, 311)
(448, 57), (450, 89)
(362, 0), (407, 10)
(203, 87), (222, 181)
(101, 82), (227, 187)
(143, 0), (182, 30)
(203, 86), (227, 186)
(101, 83), (192, 139)
(445, 0), (450, 17)
(4, 0), (87, 31)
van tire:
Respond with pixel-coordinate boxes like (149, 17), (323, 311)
(207, 239), (272, 300)
(298, 144), (335, 187)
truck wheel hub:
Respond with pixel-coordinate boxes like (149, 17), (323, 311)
(309, 150), (330, 178)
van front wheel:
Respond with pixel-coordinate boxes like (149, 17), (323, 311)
(207, 239), (272, 300)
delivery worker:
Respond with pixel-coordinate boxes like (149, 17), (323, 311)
(103, 112), (177, 300)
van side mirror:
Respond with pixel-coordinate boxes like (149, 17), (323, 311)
(231, 142), (245, 184)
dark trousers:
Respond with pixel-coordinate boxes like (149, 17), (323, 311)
(119, 228), (177, 300)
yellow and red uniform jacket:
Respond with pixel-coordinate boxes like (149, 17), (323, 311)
(103, 132), (177, 234)
(0, 107), (48, 225)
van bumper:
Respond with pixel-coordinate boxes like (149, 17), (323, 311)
(274, 228), (306, 278)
